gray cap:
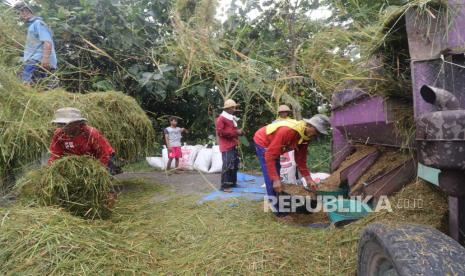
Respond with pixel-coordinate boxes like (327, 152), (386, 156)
(13, 2), (33, 12)
(303, 114), (331, 135)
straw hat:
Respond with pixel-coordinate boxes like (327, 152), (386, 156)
(51, 108), (87, 124)
(223, 99), (240, 109)
(278, 105), (291, 113)
(303, 114), (331, 135)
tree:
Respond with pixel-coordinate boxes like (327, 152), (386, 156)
(173, 0), (329, 127)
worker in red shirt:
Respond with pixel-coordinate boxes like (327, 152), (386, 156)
(216, 99), (244, 192)
(48, 107), (116, 173)
(253, 114), (331, 218)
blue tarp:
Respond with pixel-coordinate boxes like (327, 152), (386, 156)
(197, 173), (266, 204)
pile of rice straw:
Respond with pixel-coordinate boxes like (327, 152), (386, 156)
(0, 179), (448, 274)
(0, 69), (155, 193)
(16, 156), (114, 219)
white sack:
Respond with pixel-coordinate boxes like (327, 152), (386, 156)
(162, 146), (169, 167)
(179, 145), (202, 170)
(194, 147), (213, 173)
(280, 150), (297, 184)
(208, 145), (223, 173)
(146, 157), (165, 169)
(310, 172), (331, 184)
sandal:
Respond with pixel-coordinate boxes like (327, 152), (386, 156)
(222, 187), (233, 193)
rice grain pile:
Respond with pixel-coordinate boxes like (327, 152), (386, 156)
(16, 156), (114, 219)
(282, 183), (316, 197)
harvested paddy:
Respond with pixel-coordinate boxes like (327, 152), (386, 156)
(0, 176), (447, 275)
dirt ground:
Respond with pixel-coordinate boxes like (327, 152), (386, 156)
(116, 171), (221, 202)
(117, 171), (331, 227)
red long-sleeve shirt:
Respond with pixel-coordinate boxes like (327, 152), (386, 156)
(254, 126), (310, 181)
(216, 115), (239, 152)
(48, 125), (114, 166)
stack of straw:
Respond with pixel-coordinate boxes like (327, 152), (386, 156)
(16, 156), (114, 219)
(0, 179), (448, 274)
(0, 69), (156, 193)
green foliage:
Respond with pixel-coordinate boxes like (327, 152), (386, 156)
(3, 0), (431, 151)
(171, 0), (331, 148)
(308, 137), (332, 172)
(37, 0), (174, 95)
(327, 0), (406, 24)
(2, 0), (337, 146)
(0, 7), (23, 67)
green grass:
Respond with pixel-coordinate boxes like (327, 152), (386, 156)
(1, 178), (447, 275)
(123, 159), (160, 172)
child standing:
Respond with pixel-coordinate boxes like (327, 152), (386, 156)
(164, 117), (187, 170)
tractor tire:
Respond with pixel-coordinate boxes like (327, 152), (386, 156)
(357, 223), (465, 276)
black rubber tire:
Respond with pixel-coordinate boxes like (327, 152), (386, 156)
(358, 223), (465, 276)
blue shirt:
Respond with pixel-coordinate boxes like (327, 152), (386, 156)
(23, 17), (57, 69)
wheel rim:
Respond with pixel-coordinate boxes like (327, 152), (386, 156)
(368, 252), (398, 276)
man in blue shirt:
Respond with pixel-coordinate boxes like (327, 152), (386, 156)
(14, 2), (58, 85)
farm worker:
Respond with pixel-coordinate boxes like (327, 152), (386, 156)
(48, 108), (116, 173)
(274, 105), (293, 122)
(164, 116), (188, 170)
(253, 114), (331, 217)
(14, 2), (58, 86)
(216, 99), (244, 192)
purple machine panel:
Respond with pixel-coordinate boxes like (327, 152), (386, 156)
(363, 158), (417, 201)
(341, 150), (381, 188)
(405, 8), (445, 61)
(411, 59), (443, 118)
(405, 1), (465, 61)
(408, 0), (465, 118)
(447, 0), (465, 54)
(330, 90), (407, 172)
(331, 127), (354, 172)
(408, 0), (465, 244)
(331, 95), (405, 147)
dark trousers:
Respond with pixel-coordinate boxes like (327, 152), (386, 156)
(221, 147), (239, 190)
(255, 144), (286, 216)
(20, 61), (59, 89)
(108, 153), (121, 175)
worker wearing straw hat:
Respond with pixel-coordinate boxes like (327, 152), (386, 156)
(274, 105), (293, 122)
(216, 99), (244, 192)
(253, 114), (331, 219)
(48, 108), (116, 174)
(14, 2), (58, 87)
